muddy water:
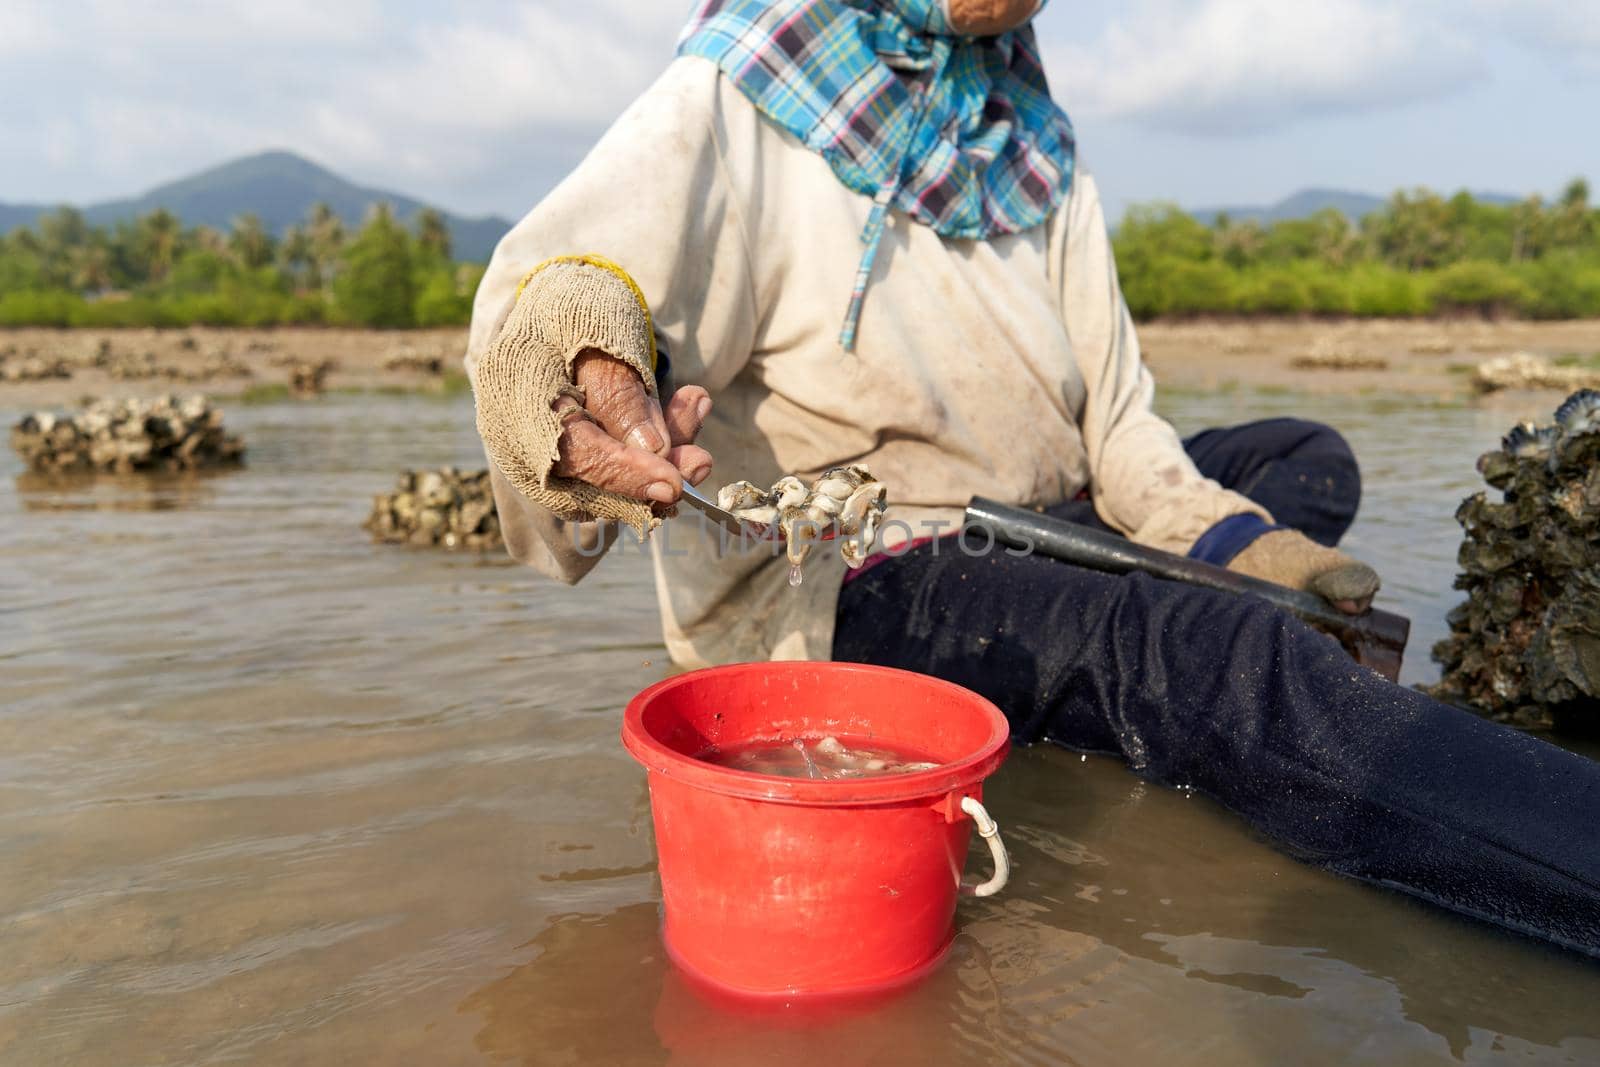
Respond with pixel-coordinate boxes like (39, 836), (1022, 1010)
(3, 391), (1598, 1066)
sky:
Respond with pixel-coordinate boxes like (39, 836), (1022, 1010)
(1, 0), (1597, 223)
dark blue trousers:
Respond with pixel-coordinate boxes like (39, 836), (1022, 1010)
(834, 419), (1600, 959)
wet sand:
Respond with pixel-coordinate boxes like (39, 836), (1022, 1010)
(1137, 317), (1600, 400)
(3, 390), (1599, 1065)
(5, 317), (1600, 413)
(1, 326), (468, 411)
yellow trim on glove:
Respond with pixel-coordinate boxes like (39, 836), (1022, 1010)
(516, 254), (658, 374)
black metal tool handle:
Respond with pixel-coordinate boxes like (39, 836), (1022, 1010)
(964, 497), (1410, 680)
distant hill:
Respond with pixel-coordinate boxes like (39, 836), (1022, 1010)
(1189, 187), (1521, 227)
(0, 150), (512, 261)
(0, 202), (39, 235)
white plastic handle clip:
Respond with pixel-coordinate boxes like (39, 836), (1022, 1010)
(959, 796), (1010, 897)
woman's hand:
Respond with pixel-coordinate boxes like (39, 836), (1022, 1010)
(553, 349), (713, 505)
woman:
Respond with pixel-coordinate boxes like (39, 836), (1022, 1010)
(469, 0), (1600, 958)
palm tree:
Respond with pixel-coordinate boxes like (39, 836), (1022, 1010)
(1550, 178), (1592, 249)
(1368, 190), (1457, 271)
(135, 208), (184, 283)
(279, 224), (315, 292)
(335, 203), (416, 326)
(307, 202), (346, 294)
(1308, 208), (1358, 268)
(414, 207), (452, 260)
(70, 241), (114, 293)
(37, 207), (89, 288)
(229, 213), (276, 269)
(1212, 216), (1266, 269)
(1508, 196), (1546, 263)
(190, 225), (230, 256)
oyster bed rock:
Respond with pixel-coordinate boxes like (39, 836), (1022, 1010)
(1472, 352), (1600, 394)
(88, 340), (253, 383)
(381, 347), (446, 375)
(363, 467), (503, 551)
(1289, 350), (1389, 372)
(0, 345), (72, 381)
(9, 395), (246, 473)
(1429, 390), (1600, 730)
(289, 360), (335, 397)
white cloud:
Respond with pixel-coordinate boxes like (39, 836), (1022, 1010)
(79, 0), (383, 45)
(0, 0), (61, 56)
(1038, 0), (1488, 134)
(286, 1), (689, 194)
(1472, 0), (1600, 74)
(0, 1), (689, 213)
(2, 0), (1587, 220)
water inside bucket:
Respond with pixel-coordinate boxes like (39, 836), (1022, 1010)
(700, 735), (941, 780)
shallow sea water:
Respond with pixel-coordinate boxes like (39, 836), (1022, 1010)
(3, 390), (1598, 1066)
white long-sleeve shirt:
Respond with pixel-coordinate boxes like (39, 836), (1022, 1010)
(465, 56), (1267, 668)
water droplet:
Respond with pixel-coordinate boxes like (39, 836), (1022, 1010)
(788, 563), (803, 587)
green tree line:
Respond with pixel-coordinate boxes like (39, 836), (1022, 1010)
(0, 202), (484, 328)
(1113, 178), (1600, 320)
(5, 180), (1598, 328)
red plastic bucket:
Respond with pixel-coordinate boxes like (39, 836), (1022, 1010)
(621, 661), (1010, 998)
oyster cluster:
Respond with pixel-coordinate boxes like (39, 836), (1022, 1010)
(718, 465), (887, 580)
(363, 467), (503, 552)
(0, 345), (72, 382)
(289, 360), (336, 397)
(92, 343), (253, 383)
(381, 347), (446, 375)
(8, 395), (246, 473)
(1472, 352), (1600, 395)
(1289, 350), (1389, 372)
(1429, 389), (1600, 730)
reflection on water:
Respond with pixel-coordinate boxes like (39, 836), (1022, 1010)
(13, 469), (227, 512)
(462, 747), (1600, 1067)
(2, 392), (1597, 1066)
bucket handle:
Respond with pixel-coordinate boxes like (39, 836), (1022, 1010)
(959, 796), (1010, 898)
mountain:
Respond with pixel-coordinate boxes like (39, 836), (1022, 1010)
(1189, 187), (1521, 227)
(0, 203), (38, 235)
(0, 150), (512, 261)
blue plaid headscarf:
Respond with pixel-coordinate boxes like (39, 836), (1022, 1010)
(679, 0), (1074, 350)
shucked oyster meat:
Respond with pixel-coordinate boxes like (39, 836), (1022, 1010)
(716, 464), (888, 584)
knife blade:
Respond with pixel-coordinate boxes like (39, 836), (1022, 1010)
(677, 484), (779, 540)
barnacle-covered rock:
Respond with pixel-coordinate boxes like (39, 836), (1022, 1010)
(93, 347), (164, 380)
(382, 346), (446, 375)
(0, 345), (72, 382)
(87, 341), (251, 382)
(1429, 390), (1600, 731)
(363, 467), (503, 552)
(1471, 352), (1600, 394)
(8, 395), (245, 473)
(1289, 350), (1388, 371)
(289, 360), (335, 397)
(190, 348), (254, 382)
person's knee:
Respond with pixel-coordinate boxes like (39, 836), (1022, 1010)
(1222, 418), (1361, 544)
(1290, 420), (1361, 537)
(1289, 419), (1354, 463)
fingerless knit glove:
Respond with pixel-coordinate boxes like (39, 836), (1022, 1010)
(473, 255), (660, 534)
